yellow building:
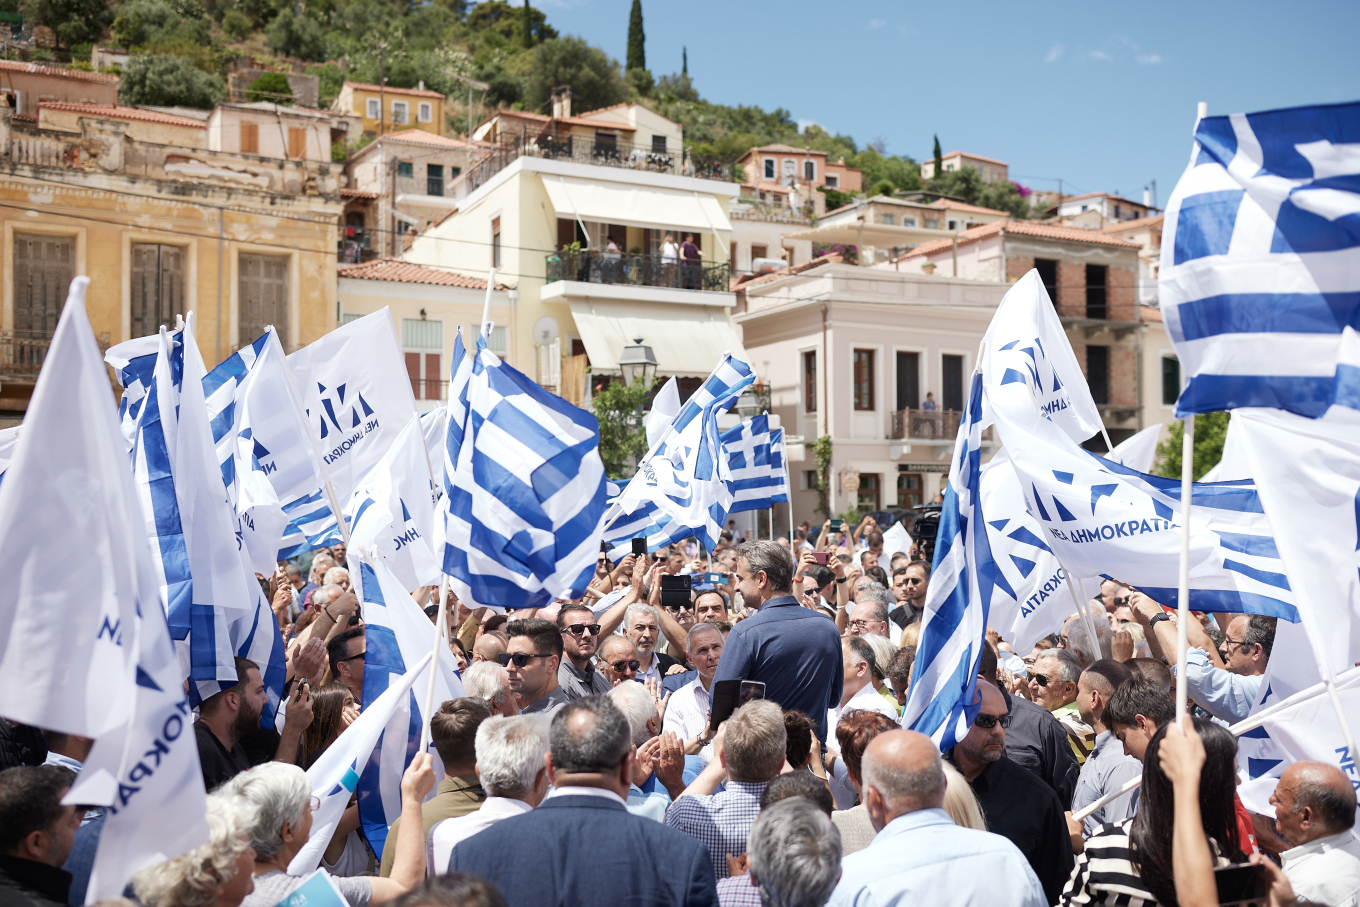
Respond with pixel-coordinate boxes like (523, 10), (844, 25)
(333, 81), (446, 138)
(0, 105), (343, 418)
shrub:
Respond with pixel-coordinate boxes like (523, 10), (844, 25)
(120, 53), (226, 108)
(246, 71), (292, 104)
(265, 10), (324, 62)
(221, 7), (251, 39)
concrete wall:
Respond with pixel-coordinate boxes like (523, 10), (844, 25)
(208, 108), (332, 162)
(39, 108), (203, 146)
(0, 69), (117, 117)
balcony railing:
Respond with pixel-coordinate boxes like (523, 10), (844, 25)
(891, 408), (994, 441)
(545, 249), (731, 293)
(337, 229), (375, 265)
(0, 329), (109, 382)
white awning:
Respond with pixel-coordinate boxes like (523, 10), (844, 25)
(569, 300), (747, 378)
(541, 174), (733, 234)
(782, 221), (956, 246)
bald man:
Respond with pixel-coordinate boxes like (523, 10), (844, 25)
(472, 632), (507, 665)
(1270, 761), (1360, 905)
(828, 729), (1045, 907)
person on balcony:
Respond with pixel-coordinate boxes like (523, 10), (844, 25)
(602, 238), (621, 284)
(661, 234), (679, 287)
(922, 391), (940, 437)
(680, 234), (701, 289)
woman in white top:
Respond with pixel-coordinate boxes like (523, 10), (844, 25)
(660, 233), (679, 286)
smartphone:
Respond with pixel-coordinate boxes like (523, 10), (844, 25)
(829, 519), (844, 532)
(660, 573), (691, 610)
(1214, 863), (1266, 906)
(631, 537), (648, 557)
(689, 572), (729, 586)
(600, 540), (614, 554)
(738, 680), (766, 706)
(811, 551), (829, 566)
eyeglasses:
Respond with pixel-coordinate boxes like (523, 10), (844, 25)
(847, 619), (880, 631)
(308, 795), (321, 812)
(608, 659), (641, 673)
(337, 651), (365, 663)
(1114, 596), (1131, 607)
(1222, 638), (1252, 653)
(973, 713), (1013, 729)
(1030, 673), (1050, 687)
(496, 652), (552, 668)
(562, 623), (602, 637)
(903, 578), (924, 585)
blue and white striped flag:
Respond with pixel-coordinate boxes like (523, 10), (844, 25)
(720, 414), (790, 514)
(1159, 100), (1360, 418)
(350, 555), (462, 857)
(603, 355), (756, 554)
(348, 414), (440, 591)
(900, 370), (995, 750)
(442, 330), (607, 609)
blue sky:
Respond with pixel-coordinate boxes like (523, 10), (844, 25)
(538, 0), (1360, 206)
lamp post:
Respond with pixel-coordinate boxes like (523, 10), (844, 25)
(618, 337), (657, 387)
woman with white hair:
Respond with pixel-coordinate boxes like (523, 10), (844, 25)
(132, 794), (256, 907)
(223, 754), (435, 906)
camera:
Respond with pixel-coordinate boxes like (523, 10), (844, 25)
(911, 504), (942, 564)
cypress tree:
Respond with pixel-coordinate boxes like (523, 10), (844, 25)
(626, 0), (645, 72)
(521, 0), (533, 49)
(932, 135), (943, 178)
(682, 46), (687, 76)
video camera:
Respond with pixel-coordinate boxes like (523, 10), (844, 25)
(910, 504), (942, 565)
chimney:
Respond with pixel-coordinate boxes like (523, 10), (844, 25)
(418, 80), (424, 92)
(551, 87), (572, 119)
(1143, 187), (1150, 206)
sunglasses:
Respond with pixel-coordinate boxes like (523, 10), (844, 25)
(1030, 673), (1051, 687)
(608, 659), (641, 673)
(496, 652), (552, 668)
(562, 624), (602, 637)
(973, 714), (1013, 729)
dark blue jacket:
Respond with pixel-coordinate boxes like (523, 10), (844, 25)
(711, 594), (843, 741)
(447, 793), (718, 906)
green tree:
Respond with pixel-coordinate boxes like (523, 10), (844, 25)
(519, 0), (532, 49)
(246, 71), (293, 103)
(466, 0), (555, 43)
(1153, 411), (1230, 481)
(933, 134), (942, 175)
(119, 53), (226, 108)
(23, 0), (112, 47)
(592, 378), (653, 478)
(221, 7), (251, 39)
(266, 9), (325, 61)
(682, 45), (686, 76)
(626, 0), (644, 72)
(524, 36), (626, 114)
(111, 0), (179, 48)
(928, 165), (1031, 219)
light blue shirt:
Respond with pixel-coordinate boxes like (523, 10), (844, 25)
(1172, 648), (1262, 723)
(827, 808), (1047, 907)
(1072, 730), (1143, 837)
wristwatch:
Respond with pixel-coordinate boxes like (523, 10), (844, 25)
(1148, 612), (1171, 627)
(835, 577), (847, 584)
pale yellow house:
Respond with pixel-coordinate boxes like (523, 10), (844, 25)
(333, 81), (446, 138)
(207, 102), (342, 162)
(37, 102), (206, 145)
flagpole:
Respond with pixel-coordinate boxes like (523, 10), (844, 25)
(480, 267), (497, 337)
(419, 573), (450, 753)
(1071, 575), (1105, 664)
(1174, 414), (1194, 722)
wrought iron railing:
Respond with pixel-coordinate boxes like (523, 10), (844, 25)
(337, 229), (374, 265)
(0, 329), (108, 382)
(890, 408), (993, 441)
(545, 249), (731, 293)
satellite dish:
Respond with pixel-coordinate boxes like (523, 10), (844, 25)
(532, 316), (560, 347)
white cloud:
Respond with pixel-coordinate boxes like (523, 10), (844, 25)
(868, 18), (886, 28)
(1137, 52), (1162, 64)
(1088, 49), (1112, 61)
(1045, 44), (1063, 63)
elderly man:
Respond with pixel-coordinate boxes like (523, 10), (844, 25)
(502, 618), (570, 716)
(826, 636), (899, 809)
(428, 715), (551, 873)
(556, 604), (612, 701)
(1132, 594), (1274, 722)
(744, 799), (843, 907)
(461, 661), (518, 717)
(0, 765), (84, 906)
(1270, 761), (1360, 905)
(623, 603), (683, 684)
(948, 682), (1074, 905)
(665, 699), (787, 880)
(662, 623), (725, 760)
(713, 540), (842, 743)
(1028, 648), (1093, 763)
(829, 730), (1046, 907)
(1062, 606), (1112, 668)
(448, 698), (717, 905)
(598, 635), (642, 686)
(977, 644), (1080, 809)
(1070, 660), (1142, 840)
(471, 631), (507, 666)
(323, 565), (351, 593)
(609, 682), (674, 821)
(847, 588), (895, 643)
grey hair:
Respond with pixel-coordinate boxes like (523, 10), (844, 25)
(1289, 763), (1357, 833)
(218, 762), (310, 861)
(132, 794), (254, 907)
(723, 700), (787, 783)
(747, 798), (842, 907)
(462, 661), (510, 708)
(1065, 604), (1112, 667)
(854, 583), (893, 609)
(549, 696), (632, 774)
(686, 621), (722, 652)
(310, 583), (342, 609)
(474, 715), (549, 799)
(861, 736), (945, 810)
(1242, 615), (1277, 660)
(1041, 648), (1084, 683)
(860, 633), (896, 682)
(738, 539), (794, 593)
(852, 596), (890, 623)
(608, 681), (658, 746)
(844, 635), (876, 673)
(323, 566), (349, 586)
(623, 602), (659, 631)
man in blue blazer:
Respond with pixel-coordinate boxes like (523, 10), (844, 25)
(447, 695), (719, 907)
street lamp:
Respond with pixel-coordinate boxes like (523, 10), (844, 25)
(618, 337), (657, 386)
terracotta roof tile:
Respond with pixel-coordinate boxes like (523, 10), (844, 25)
(902, 219), (1140, 259)
(1102, 213), (1164, 233)
(744, 143), (827, 156)
(343, 81), (445, 99)
(935, 150), (1008, 167)
(928, 198), (1009, 216)
(340, 188), (379, 199)
(0, 59), (118, 84)
(38, 101), (205, 129)
(337, 258), (504, 289)
(737, 252), (844, 289)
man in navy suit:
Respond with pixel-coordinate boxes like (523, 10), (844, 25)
(447, 695), (719, 906)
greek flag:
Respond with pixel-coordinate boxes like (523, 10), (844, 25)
(1159, 100), (1360, 418)
(720, 414), (790, 514)
(351, 555), (463, 857)
(347, 414), (440, 591)
(900, 370), (994, 750)
(603, 355), (756, 554)
(442, 329), (607, 610)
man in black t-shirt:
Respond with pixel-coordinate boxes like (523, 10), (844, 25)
(194, 657), (311, 791)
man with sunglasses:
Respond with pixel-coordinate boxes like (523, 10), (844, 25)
(502, 618), (570, 717)
(557, 605), (612, 701)
(597, 636), (642, 686)
(888, 562), (929, 630)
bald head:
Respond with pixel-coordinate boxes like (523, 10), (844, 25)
(473, 632), (507, 663)
(1271, 760), (1357, 845)
(860, 730), (946, 831)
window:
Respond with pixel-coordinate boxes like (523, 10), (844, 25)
(240, 122), (258, 154)
(130, 244), (184, 339)
(881, 214), (894, 225)
(491, 216), (501, 269)
(1087, 345), (1110, 404)
(825, 173), (839, 189)
(449, 166), (461, 179)
(853, 349), (875, 411)
(895, 351), (919, 411)
(947, 219), (960, 231)
(366, 98), (379, 119)
(925, 218), (939, 230)
(402, 318), (443, 400)
(397, 160), (413, 178)
(1086, 264), (1108, 319)
(427, 163), (444, 196)
(340, 312), (363, 325)
(418, 101), (432, 123)
(801, 470), (819, 491)
(751, 244), (767, 261)
(391, 100), (408, 125)
(238, 254), (288, 349)
(782, 159), (796, 179)
(763, 158), (775, 180)
(287, 127), (306, 159)
(652, 134), (667, 153)
(1162, 356), (1180, 406)
(857, 474), (881, 512)
(487, 325), (508, 355)
(14, 234), (73, 338)
(1035, 258), (1058, 304)
(802, 350), (817, 412)
(942, 354), (964, 411)
(594, 132), (618, 158)
(897, 473), (923, 508)
(803, 160), (815, 181)
(902, 217), (917, 227)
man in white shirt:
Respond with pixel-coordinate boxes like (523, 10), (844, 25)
(427, 714), (550, 873)
(827, 636), (899, 809)
(662, 622), (725, 760)
(1271, 760), (1360, 907)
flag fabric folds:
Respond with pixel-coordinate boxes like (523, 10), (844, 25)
(1158, 100), (1360, 418)
(442, 331), (607, 610)
(720, 414), (790, 514)
(348, 414), (441, 591)
(645, 376), (682, 450)
(1106, 423), (1162, 473)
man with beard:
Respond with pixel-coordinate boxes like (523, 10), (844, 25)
(194, 657), (312, 791)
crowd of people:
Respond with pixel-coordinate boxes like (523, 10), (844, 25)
(1, 515), (1357, 907)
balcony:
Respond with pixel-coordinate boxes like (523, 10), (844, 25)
(337, 229), (375, 264)
(0, 329), (109, 383)
(545, 249), (731, 294)
(890, 408), (993, 442)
